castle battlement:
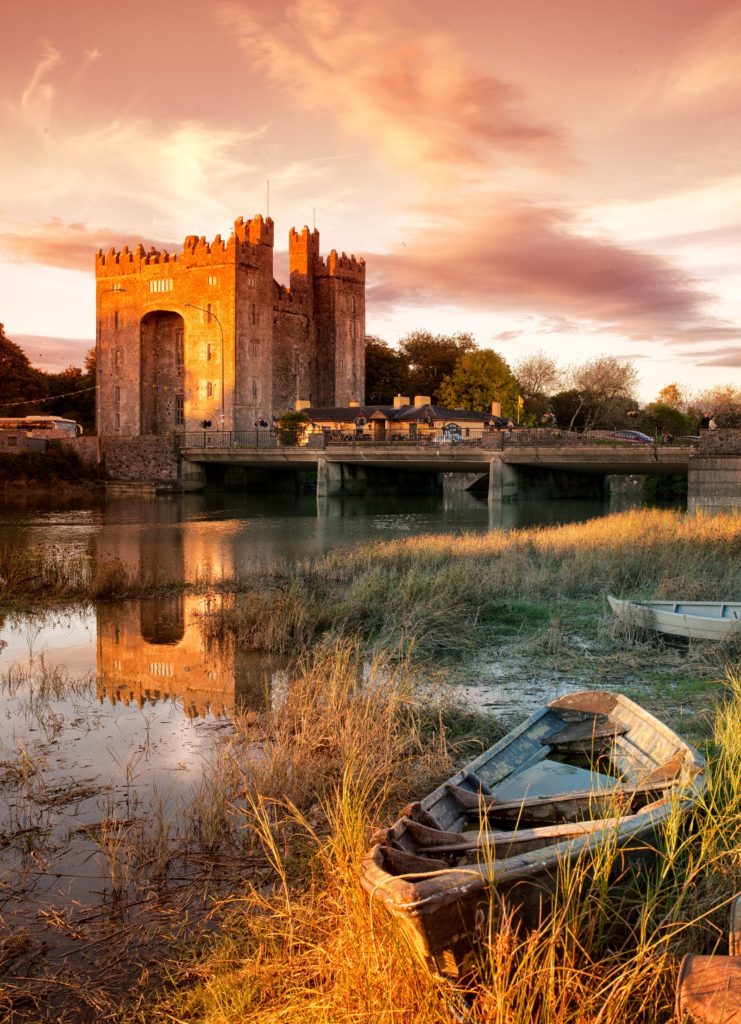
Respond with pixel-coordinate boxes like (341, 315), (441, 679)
(273, 281), (307, 307)
(316, 249), (366, 282)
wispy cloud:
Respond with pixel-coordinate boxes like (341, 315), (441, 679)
(218, 0), (567, 183)
(0, 219), (172, 272)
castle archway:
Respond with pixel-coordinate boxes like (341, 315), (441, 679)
(140, 311), (184, 434)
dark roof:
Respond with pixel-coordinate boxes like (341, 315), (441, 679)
(303, 403), (493, 424)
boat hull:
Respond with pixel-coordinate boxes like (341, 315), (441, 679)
(608, 597), (741, 641)
(360, 690), (705, 975)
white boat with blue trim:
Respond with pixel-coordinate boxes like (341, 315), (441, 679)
(608, 596), (741, 641)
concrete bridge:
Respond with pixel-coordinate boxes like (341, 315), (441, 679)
(176, 430), (740, 512)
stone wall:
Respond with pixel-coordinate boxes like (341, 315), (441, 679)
(65, 435), (179, 487)
(697, 429), (741, 455)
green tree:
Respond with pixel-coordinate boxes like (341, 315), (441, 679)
(364, 336), (408, 404)
(398, 330), (477, 403)
(438, 349), (519, 416)
(638, 402), (695, 439)
(0, 323), (47, 414)
(276, 410), (310, 446)
(46, 348), (96, 432)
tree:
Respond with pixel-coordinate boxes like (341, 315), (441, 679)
(45, 348), (96, 432)
(690, 385), (741, 428)
(438, 349), (519, 416)
(364, 336), (408, 405)
(514, 351), (563, 399)
(564, 356), (640, 431)
(638, 402), (695, 439)
(276, 410), (310, 445)
(656, 383), (685, 410)
(0, 323), (47, 414)
(397, 331), (477, 403)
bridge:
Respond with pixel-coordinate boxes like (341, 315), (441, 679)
(177, 429), (712, 505)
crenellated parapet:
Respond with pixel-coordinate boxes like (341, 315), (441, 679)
(316, 249), (366, 282)
(273, 281), (307, 308)
(95, 214), (274, 276)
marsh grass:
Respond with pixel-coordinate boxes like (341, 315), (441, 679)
(138, 669), (741, 1024)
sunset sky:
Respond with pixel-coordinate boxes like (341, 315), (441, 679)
(1, 0), (739, 400)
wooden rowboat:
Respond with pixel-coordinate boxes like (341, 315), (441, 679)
(608, 596), (741, 641)
(360, 691), (704, 975)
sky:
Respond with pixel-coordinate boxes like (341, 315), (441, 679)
(1, 0), (739, 401)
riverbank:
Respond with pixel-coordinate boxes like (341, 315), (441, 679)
(0, 508), (739, 1021)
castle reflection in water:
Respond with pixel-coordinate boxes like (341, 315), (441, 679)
(95, 596), (278, 719)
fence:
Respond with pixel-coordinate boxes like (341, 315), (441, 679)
(178, 428), (700, 451)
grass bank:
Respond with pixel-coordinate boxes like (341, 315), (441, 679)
(131, 664), (741, 1024)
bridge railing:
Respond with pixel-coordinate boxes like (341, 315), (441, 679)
(177, 428), (699, 451)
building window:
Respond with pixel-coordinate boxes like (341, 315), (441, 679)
(247, 271), (256, 288)
(206, 381), (213, 398)
(149, 278), (173, 293)
(339, 357), (344, 371)
(208, 275), (218, 286)
(252, 380), (258, 399)
(114, 386), (120, 404)
(114, 310), (120, 330)
(350, 320), (356, 341)
(114, 349), (122, 370)
(352, 296), (356, 315)
(206, 303), (213, 323)
(114, 412), (121, 431)
(249, 339), (260, 357)
(206, 342), (212, 361)
(250, 303), (257, 325)
(175, 395), (184, 426)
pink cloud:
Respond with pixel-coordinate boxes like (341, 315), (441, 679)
(367, 199), (722, 340)
(218, 0), (567, 181)
(0, 219), (173, 272)
(13, 334), (92, 372)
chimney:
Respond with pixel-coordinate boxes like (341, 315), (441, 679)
(413, 395), (431, 408)
(491, 401), (502, 417)
(295, 399), (311, 411)
(393, 395), (410, 409)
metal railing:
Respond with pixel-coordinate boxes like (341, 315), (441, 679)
(177, 428), (700, 451)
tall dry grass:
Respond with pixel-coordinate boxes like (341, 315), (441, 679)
(136, 659), (741, 1024)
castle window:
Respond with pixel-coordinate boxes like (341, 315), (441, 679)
(206, 303), (213, 323)
(206, 381), (213, 398)
(149, 278), (173, 293)
(247, 272), (256, 288)
(250, 303), (257, 325)
(114, 349), (122, 370)
(208, 275), (218, 286)
(350, 320), (356, 341)
(114, 386), (120, 405)
(249, 339), (260, 357)
(114, 412), (121, 431)
(339, 357), (345, 371)
(206, 342), (212, 361)
(114, 311), (120, 330)
(352, 296), (356, 314)
(252, 380), (258, 399)
(175, 395), (184, 426)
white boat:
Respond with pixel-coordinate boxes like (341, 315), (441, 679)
(608, 596), (741, 641)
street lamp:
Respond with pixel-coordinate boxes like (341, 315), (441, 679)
(184, 302), (225, 429)
(97, 286), (126, 434)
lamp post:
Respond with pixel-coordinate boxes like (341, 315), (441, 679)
(96, 286), (126, 435)
(184, 302), (225, 429)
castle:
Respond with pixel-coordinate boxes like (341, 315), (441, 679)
(95, 214), (365, 435)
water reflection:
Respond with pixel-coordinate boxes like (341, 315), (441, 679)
(97, 597), (275, 718)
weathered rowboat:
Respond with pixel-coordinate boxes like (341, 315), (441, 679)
(360, 691), (705, 975)
(608, 596), (741, 641)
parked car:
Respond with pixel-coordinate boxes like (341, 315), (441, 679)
(609, 430), (654, 444)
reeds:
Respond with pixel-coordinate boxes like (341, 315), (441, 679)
(137, 665), (741, 1024)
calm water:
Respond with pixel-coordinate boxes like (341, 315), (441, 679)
(0, 487), (648, 986)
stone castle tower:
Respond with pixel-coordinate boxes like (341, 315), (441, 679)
(95, 214), (365, 435)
